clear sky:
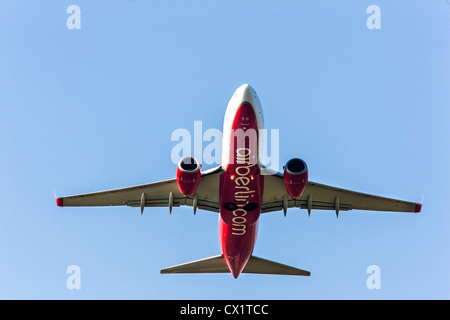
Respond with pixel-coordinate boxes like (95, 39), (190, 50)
(0, 1), (449, 299)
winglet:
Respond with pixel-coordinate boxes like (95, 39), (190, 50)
(56, 197), (64, 207)
(415, 203), (422, 213)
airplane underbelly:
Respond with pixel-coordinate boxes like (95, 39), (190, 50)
(218, 102), (264, 277)
(219, 217), (258, 278)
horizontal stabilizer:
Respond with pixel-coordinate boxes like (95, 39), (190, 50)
(160, 255), (310, 276)
(244, 256), (310, 276)
(161, 255), (229, 274)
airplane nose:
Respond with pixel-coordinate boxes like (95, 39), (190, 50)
(238, 84), (263, 127)
(240, 84), (254, 101)
(236, 84), (260, 110)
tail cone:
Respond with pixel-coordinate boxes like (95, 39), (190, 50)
(224, 255), (249, 279)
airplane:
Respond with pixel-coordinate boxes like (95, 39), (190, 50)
(56, 84), (422, 279)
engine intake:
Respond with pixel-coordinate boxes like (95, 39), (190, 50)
(283, 158), (308, 199)
(176, 156), (201, 196)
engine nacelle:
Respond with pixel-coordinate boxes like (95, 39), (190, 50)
(176, 156), (201, 196)
(283, 158), (308, 199)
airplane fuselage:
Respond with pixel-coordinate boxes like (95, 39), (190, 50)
(219, 84), (265, 278)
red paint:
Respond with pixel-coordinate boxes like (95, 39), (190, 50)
(56, 197), (64, 207)
(219, 103), (264, 278)
(219, 217), (258, 278)
(415, 203), (422, 213)
(283, 158), (308, 198)
(176, 157), (201, 196)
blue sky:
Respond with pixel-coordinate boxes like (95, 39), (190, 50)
(0, 1), (449, 299)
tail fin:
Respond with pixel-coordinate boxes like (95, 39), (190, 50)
(160, 255), (310, 276)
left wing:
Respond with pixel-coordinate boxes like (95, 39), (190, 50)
(56, 166), (223, 213)
(261, 171), (422, 215)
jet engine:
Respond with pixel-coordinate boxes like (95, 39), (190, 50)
(176, 156), (201, 196)
(283, 158), (308, 199)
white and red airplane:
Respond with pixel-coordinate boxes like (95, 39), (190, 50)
(56, 84), (422, 278)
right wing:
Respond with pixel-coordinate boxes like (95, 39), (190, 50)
(261, 171), (421, 215)
(56, 166), (223, 213)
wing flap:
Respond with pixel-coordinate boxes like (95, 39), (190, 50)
(262, 199), (352, 213)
